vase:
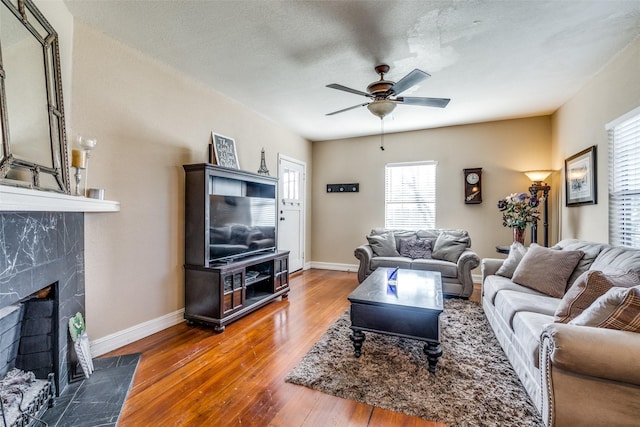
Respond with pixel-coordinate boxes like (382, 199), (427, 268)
(513, 227), (526, 245)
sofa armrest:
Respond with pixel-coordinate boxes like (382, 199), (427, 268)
(540, 323), (640, 427)
(456, 249), (480, 298)
(354, 244), (375, 283)
(541, 323), (640, 385)
(481, 258), (504, 283)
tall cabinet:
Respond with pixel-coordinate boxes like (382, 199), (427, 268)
(183, 164), (289, 332)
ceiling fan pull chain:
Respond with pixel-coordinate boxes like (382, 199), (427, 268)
(380, 119), (385, 151)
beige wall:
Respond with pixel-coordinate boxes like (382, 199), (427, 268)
(311, 116), (552, 266)
(552, 37), (640, 242)
(71, 22), (312, 340)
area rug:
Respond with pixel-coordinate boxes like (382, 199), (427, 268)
(285, 299), (543, 427)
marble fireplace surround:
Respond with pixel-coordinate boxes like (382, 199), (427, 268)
(0, 186), (119, 394)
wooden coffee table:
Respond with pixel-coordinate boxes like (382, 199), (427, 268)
(348, 267), (444, 373)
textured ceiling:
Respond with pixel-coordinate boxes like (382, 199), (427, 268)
(63, 0), (640, 141)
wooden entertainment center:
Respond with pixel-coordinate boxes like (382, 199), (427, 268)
(183, 164), (289, 332)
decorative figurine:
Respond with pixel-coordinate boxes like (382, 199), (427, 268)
(69, 312), (93, 378)
(257, 148), (270, 175)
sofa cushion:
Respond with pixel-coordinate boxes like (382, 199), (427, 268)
(555, 270), (640, 323)
(367, 232), (400, 257)
(398, 238), (433, 259)
(410, 258), (457, 278)
(415, 229), (440, 240)
(496, 242), (528, 278)
(495, 289), (561, 329)
(552, 239), (606, 287)
(432, 231), (470, 263)
(483, 275), (548, 305)
(370, 256), (412, 270)
(511, 244), (584, 298)
(570, 286), (640, 332)
(591, 246), (640, 278)
(513, 311), (553, 368)
(370, 228), (417, 248)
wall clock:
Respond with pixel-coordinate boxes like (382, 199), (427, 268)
(463, 168), (482, 204)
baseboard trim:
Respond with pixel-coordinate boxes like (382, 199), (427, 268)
(90, 308), (185, 357)
(473, 273), (482, 284)
(308, 261), (359, 273)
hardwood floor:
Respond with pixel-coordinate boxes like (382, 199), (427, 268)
(106, 269), (452, 426)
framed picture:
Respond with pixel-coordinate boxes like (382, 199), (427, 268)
(210, 132), (239, 169)
(565, 145), (597, 206)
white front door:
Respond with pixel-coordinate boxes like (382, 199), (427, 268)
(277, 155), (305, 272)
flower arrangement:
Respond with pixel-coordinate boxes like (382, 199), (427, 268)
(497, 192), (542, 230)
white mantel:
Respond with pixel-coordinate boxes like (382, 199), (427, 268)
(0, 185), (120, 212)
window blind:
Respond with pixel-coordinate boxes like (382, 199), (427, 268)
(608, 106), (640, 247)
(385, 161), (436, 229)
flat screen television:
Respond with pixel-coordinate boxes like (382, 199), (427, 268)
(209, 195), (277, 262)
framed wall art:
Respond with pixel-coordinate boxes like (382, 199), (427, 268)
(565, 145), (597, 206)
(210, 132), (240, 169)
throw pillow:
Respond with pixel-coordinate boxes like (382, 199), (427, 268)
(496, 242), (528, 278)
(570, 286), (640, 332)
(366, 232), (400, 257)
(555, 270), (640, 323)
(569, 286), (629, 327)
(398, 238), (433, 259)
(432, 232), (470, 263)
(556, 241), (605, 289)
(511, 244), (584, 298)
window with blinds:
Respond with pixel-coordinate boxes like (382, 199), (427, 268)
(607, 106), (640, 247)
(384, 161), (436, 229)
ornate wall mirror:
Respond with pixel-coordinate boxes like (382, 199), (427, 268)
(0, 0), (69, 193)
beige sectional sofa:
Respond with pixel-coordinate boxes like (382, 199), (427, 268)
(354, 228), (480, 298)
(482, 239), (640, 427)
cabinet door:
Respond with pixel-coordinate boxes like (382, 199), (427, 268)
(222, 270), (244, 314)
(274, 256), (289, 292)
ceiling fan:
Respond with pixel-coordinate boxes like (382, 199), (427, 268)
(326, 64), (450, 119)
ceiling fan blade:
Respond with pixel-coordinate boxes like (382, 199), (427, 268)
(326, 83), (372, 98)
(396, 96), (450, 108)
(326, 102), (369, 116)
(391, 69), (430, 95)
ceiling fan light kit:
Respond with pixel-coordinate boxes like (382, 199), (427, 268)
(367, 100), (396, 119)
(325, 64), (451, 119)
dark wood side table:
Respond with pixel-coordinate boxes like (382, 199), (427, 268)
(496, 245), (510, 255)
(348, 268), (444, 373)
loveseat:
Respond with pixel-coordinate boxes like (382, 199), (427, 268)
(482, 239), (640, 427)
(354, 228), (480, 298)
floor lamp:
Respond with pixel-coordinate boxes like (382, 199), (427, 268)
(524, 171), (552, 247)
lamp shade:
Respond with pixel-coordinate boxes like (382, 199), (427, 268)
(524, 170), (553, 184)
(367, 100), (396, 119)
